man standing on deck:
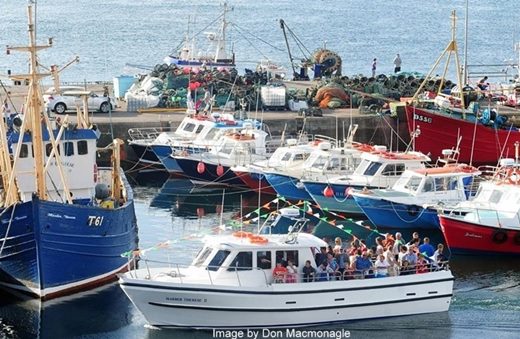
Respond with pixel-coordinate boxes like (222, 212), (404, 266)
(371, 58), (377, 77)
(393, 53), (402, 73)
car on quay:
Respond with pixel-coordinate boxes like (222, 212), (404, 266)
(43, 86), (116, 114)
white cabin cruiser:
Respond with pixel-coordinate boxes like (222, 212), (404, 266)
(119, 232), (453, 329)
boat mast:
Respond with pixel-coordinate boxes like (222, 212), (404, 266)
(7, 4), (50, 199)
(411, 10), (466, 118)
(215, 2), (230, 62)
(463, 0), (469, 84)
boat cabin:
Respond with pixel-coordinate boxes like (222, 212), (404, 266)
(302, 146), (363, 181)
(10, 128), (99, 202)
(179, 233), (327, 286)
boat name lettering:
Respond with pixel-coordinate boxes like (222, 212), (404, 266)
(166, 296), (207, 303)
(1, 216), (28, 224)
(464, 232), (482, 239)
(48, 213), (62, 218)
(87, 216), (104, 227)
(64, 215), (76, 220)
(413, 114), (432, 123)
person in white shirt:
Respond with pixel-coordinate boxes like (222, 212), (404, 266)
(374, 254), (390, 278)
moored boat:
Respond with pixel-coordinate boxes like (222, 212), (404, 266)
(0, 4), (138, 299)
(439, 159), (520, 255)
(119, 231), (454, 329)
(352, 162), (481, 230)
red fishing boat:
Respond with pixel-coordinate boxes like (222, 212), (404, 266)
(404, 10), (520, 166)
(439, 160), (520, 255)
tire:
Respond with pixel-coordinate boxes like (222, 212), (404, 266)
(99, 102), (110, 113)
(54, 102), (67, 114)
(491, 230), (508, 244)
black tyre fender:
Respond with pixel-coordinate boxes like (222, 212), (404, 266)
(491, 230), (508, 244)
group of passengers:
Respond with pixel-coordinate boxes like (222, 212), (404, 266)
(273, 232), (447, 283)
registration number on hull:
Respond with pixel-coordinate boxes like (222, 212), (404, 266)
(413, 113), (432, 124)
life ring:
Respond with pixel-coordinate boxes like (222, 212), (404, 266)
(508, 169), (520, 184)
(407, 205), (419, 216)
(354, 143), (374, 152)
(233, 231), (252, 238)
(458, 164), (476, 173)
(513, 232), (520, 246)
(249, 235), (268, 244)
(491, 229), (508, 244)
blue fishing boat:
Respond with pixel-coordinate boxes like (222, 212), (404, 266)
(0, 4), (138, 299)
(302, 148), (430, 215)
(352, 164), (480, 230)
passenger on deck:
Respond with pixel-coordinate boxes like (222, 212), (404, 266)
(354, 251), (374, 279)
(393, 232), (406, 261)
(400, 260), (413, 275)
(398, 245), (408, 264)
(272, 262), (288, 283)
(316, 261), (334, 281)
(333, 237), (343, 252)
(326, 253), (340, 280)
(407, 232), (421, 247)
(418, 237), (435, 257)
(416, 253), (429, 274)
(432, 243), (447, 269)
(382, 233), (395, 249)
(302, 260), (316, 282)
(286, 260), (298, 283)
(315, 247), (327, 266)
(374, 254), (390, 278)
(403, 245), (418, 267)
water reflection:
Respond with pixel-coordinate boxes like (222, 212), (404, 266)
(0, 283), (134, 339)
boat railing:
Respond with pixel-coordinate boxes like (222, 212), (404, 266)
(313, 134), (338, 148)
(127, 126), (176, 142)
(448, 205), (518, 226)
(127, 256), (449, 286)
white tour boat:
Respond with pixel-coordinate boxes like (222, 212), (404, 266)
(119, 231), (454, 329)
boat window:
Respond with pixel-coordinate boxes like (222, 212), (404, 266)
(204, 128), (219, 140)
(256, 251), (272, 270)
(19, 144), (29, 158)
(183, 123), (196, 133)
(207, 249), (231, 271)
(218, 142), (234, 155)
(404, 176), (422, 191)
(326, 157), (342, 170)
(78, 140), (88, 155)
(281, 152), (291, 162)
(275, 250), (299, 267)
(293, 153), (309, 161)
(193, 247), (213, 267)
(489, 190), (503, 204)
(45, 143), (60, 157)
(311, 155), (327, 169)
(228, 251), (253, 271)
(381, 163), (405, 176)
(195, 124), (205, 134)
(63, 141), (74, 157)
(422, 177), (435, 192)
(363, 161), (382, 176)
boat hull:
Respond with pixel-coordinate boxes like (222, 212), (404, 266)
(0, 197), (139, 299)
(353, 195), (441, 230)
(303, 181), (364, 214)
(119, 270), (453, 328)
(265, 173), (312, 201)
(128, 141), (162, 166)
(405, 105), (520, 165)
(233, 171), (276, 195)
(151, 144), (182, 173)
(439, 215), (520, 255)
(175, 157), (245, 187)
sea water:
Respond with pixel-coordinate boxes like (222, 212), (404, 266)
(0, 0), (519, 83)
(1, 175), (519, 339)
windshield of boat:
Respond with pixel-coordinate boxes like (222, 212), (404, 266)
(354, 160), (382, 176)
(193, 246), (213, 267)
(309, 155), (328, 169)
(380, 163), (406, 176)
(227, 251), (253, 271)
(207, 249), (231, 271)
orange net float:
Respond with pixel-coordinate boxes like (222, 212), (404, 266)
(249, 235), (268, 244)
(233, 231), (252, 238)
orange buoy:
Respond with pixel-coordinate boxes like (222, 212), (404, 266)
(323, 186), (334, 198)
(197, 161), (205, 174)
(216, 164), (224, 176)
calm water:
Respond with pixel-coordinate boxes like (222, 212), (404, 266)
(0, 1), (519, 83)
(1, 175), (519, 339)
